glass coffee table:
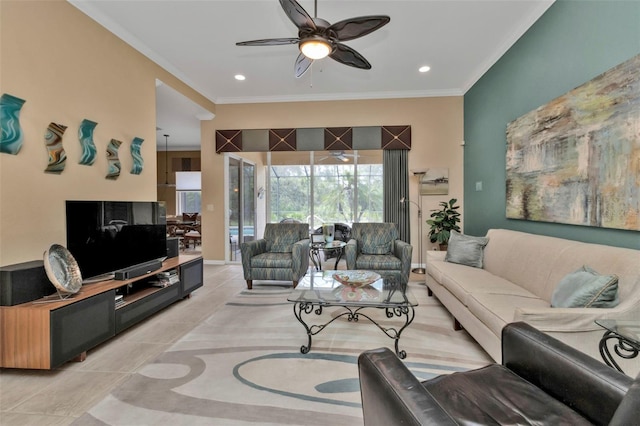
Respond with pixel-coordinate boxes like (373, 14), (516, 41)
(287, 270), (417, 358)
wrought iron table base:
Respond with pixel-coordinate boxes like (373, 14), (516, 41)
(309, 247), (343, 271)
(293, 301), (415, 359)
(599, 330), (640, 373)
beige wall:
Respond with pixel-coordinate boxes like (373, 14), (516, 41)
(0, 0), (463, 269)
(202, 98), (464, 264)
(0, 0), (215, 266)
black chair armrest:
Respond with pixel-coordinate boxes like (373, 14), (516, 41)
(503, 322), (632, 425)
(358, 347), (457, 426)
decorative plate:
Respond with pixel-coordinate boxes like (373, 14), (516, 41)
(44, 244), (83, 294)
(332, 271), (381, 287)
(333, 285), (380, 302)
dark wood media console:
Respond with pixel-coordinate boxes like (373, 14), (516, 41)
(0, 255), (203, 369)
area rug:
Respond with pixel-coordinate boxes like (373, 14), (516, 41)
(77, 281), (490, 425)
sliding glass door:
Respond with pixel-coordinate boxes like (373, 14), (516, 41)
(268, 150), (382, 230)
(228, 156), (255, 261)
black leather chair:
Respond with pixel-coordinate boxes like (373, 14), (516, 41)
(358, 322), (640, 426)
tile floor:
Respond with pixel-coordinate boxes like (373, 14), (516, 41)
(0, 262), (427, 425)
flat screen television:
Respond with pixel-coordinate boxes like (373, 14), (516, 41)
(66, 201), (167, 281)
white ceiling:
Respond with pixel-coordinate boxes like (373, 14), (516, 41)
(69, 0), (554, 149)
(155, 81), (212, 151)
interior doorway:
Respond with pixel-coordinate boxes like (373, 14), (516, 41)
(228, 156), (256, 261)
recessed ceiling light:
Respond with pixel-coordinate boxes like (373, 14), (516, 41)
(234, 74), (246, 81)
(419, 66), (431, 73)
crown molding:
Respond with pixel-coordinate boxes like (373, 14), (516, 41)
(215, 88), (464, 105)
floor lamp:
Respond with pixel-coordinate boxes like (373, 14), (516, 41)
(401, 169), (426, 274)
(400, 172), (426, 274)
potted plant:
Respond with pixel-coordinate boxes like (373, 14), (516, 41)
(427, 198), (461, 250)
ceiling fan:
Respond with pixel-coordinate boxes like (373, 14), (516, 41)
(318, 150), (358, 162)
(236, 0), (390, 78)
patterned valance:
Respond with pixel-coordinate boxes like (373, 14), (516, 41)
(324, 127), (353, 151)
(269, 128), (296, 151)
(215, 130), (242, 152)
(215, 125), (410, 153)
(381, 126), (411, 150)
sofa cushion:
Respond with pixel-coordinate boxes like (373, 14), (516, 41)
(551, 265), (619, 308)
(466, 292), (549, 336)
(251, 252), (293, 268)
(360, 234), (394, 255)
(428, 259), (539, 306)
(355, 254), (402, 271)
(423, 364), (592, 425)
(268, 233), (300, 253)
(445, 231), (489, 268)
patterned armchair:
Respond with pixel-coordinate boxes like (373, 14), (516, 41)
(240, 223), (310, 289)
(345, 223), (413, 285)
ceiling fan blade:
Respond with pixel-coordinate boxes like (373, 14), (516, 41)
(330, 43), (371, 69)
(236, 37), (299, 46)
(328, 16), (390, 42)
(295, 53), (313, 78)
(279, 0), (316, 31)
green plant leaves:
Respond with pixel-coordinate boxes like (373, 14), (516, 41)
(427, 198), (461, 243)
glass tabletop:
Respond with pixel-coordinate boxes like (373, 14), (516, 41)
(310, 241), (347, 250)
(288, 270), (417, 307)
(595, 320), (640, 344)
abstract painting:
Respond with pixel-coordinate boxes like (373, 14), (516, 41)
(420, 168), (449, 195)
(506, 54), (639, 231)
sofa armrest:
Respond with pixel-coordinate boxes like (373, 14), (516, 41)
(291, 239), (310, 278)
(514, 306), (636, 332)
(358, 347), (457, 426)
(239, 239), (267, 278)
(394, 239), (413, 283)
(503, 322), (632, 425)
(426, 250), (446, 262)
(345, 239), (357, 270)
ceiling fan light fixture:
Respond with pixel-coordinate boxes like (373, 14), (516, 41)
(300, 37), (331, 60)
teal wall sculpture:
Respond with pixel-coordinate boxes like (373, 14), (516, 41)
(78, 119), (98, 165)
(105, 138), (122, 180)
(0, 93), (26, 155)
(130, 137), (144, 175)
(44, 122), (68, 174)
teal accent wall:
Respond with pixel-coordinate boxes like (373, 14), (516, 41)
(463, 0), (640, 249)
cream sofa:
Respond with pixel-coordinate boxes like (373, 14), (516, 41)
(426, 229), (640, 374)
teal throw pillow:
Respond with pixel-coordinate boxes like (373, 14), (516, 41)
(551, 265), (619, 308)
(444, 231), (489, 268)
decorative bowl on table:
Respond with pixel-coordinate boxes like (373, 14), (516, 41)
(332, 271), (381, 288)
(43, 244), (83, 294)
(334, 285), (380, 302)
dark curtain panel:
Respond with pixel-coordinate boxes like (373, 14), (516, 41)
(383, 150), (410, 242)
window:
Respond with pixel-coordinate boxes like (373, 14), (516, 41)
(176, 191), (201, 215)
(176, 172), (201, 215)
(268, 150), (382, 229)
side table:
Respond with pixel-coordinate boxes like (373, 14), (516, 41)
(595, 319), (640, 374)
(309, 241), (346, 271)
